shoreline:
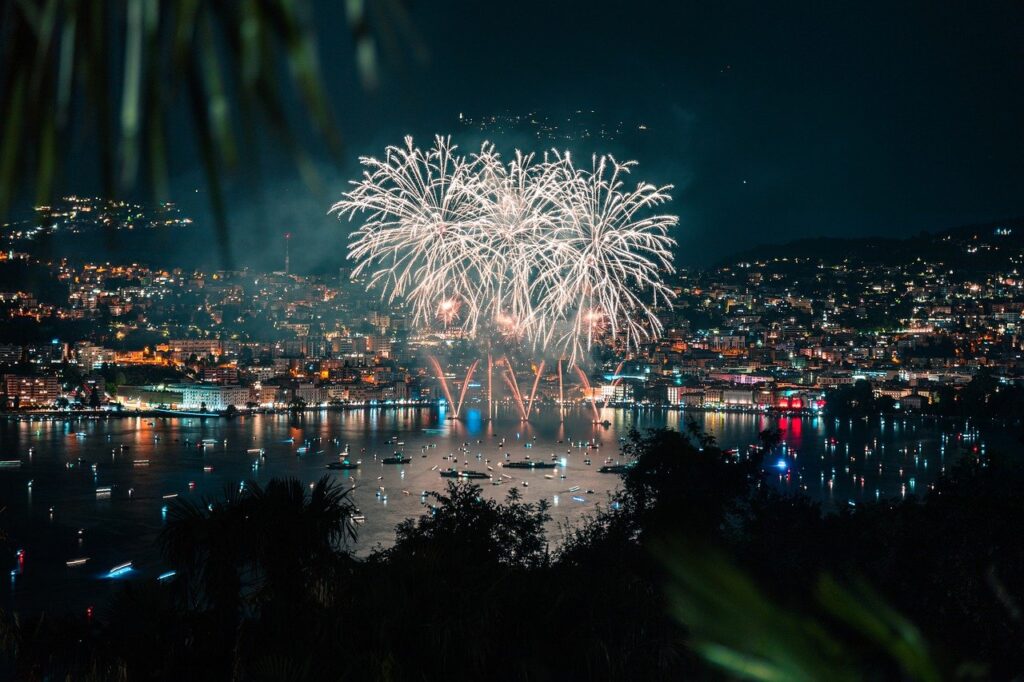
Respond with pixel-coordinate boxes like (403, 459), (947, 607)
(1, 403), (1012, 426)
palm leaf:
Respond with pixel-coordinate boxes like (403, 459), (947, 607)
(0, 0), (421, 266)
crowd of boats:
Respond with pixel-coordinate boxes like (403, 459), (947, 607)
(4, 412), (988, 595)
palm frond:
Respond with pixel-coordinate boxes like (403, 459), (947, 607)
(0, 0), (418, 265)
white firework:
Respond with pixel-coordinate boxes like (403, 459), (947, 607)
(331, 137), (677, 365)
(539, 152), (677, 363)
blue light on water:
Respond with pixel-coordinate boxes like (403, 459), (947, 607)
(465, 409), (482, 435)
(157, 570), (176, 582)
(776, 459), (788, 470)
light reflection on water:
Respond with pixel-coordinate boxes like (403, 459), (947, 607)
(0, 406), (989, 613)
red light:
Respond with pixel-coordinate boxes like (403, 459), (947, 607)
(790, 398), (803, 409)
(777, 398), (790, 409)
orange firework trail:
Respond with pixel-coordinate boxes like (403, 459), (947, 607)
(428, 355), (456, 416)
(574, 365), (601, 422)
(455, 360), (479, 418)
(502, 358), (528, 420)
(526, 359), (545, 416)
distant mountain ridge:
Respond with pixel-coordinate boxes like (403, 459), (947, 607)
(721, 217), (1024, 270)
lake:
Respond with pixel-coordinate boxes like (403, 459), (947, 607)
(0, 404), (994, 614)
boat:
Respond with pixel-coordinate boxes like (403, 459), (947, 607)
(439, 468), (490, 479)
(246, 448), (264, 455)
(503, 460), (557, 469)
(200, 438), (217, 445)
(382, 454), (411, 465)
(66, 557), (90, 567)
(598, 462), (635, 474)
(327, 460), (361, 470)
(0, 460), (22, 468)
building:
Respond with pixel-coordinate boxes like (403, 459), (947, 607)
(201, 366), (240, 384)
(722, 388), (755, 406)
(115, 386), (184, 410)
(173, 384), (250, 411)
(75, 342), (116, 369)
(4, 374), (61, 408)
(170, 339), (223, 359)
(0, 344), (21, 366)
(294, 383), (326, 405)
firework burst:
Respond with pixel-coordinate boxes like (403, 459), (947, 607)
(330, 137), (677, 364)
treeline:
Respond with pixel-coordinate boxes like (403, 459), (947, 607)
(2, 423), (1023, 680)
(826, 373), (1024, 422)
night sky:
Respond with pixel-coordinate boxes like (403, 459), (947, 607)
(146, 2), (1024, 268)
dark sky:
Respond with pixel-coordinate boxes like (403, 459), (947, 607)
(185, 1), (1024, 268)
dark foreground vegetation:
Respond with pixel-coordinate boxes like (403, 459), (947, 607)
(1, 422), (1022, 680)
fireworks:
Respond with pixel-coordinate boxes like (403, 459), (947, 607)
(331, 135), (677, 364)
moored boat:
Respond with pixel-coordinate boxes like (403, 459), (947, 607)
(327, 460), (361, 470)
(503, 460), (557, 469)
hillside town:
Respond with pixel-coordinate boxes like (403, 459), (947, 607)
(2, 213), (1022, 418)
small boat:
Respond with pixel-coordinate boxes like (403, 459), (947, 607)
(327, 460), (361, 470)
(598, 463), (634, 474)
(503, 460), (557, 469)
(201, 438), (217, 446)
(382, 454), (411, 465)
(0, 460), (22, 468)
(439, 468), (490, 479)
(246, 448), (264, 455)
(66, 557), (90, 567)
